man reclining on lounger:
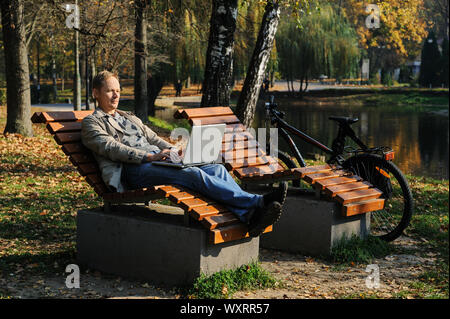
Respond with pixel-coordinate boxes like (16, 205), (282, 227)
(81, 70), (287, 237)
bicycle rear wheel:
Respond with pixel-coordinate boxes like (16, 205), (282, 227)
(342, 154), (414, 241)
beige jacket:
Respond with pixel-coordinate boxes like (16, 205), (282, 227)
(81, 108), (174, 192)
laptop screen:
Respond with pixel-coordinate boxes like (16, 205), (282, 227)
(182, 124), (226, 164)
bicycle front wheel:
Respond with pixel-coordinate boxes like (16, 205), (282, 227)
(343, 154), (414, 242)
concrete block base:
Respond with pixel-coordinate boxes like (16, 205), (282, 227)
(76, 205), (259, 286)
(259, 188), (370, 256)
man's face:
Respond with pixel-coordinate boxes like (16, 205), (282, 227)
(93, 76), (120, 114)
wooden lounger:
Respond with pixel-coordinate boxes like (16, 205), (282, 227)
(173, 106), (385, 217)
(31, 110), (271, 244)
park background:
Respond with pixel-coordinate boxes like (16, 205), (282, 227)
(0, 0), (448, 299)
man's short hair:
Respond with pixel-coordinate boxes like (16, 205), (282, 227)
(92, 70), (119, 91)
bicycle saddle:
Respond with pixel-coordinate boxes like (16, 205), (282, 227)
(329, 116), (359, 125)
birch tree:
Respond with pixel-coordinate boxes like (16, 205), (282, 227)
(201, 0), (238, 107)
(235, 0), (280, 127)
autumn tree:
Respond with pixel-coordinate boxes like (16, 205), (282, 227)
(1, 0), (33, 136)
(340, 0), (428, 79)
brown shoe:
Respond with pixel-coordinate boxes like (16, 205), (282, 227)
(248, 201), (283, 237)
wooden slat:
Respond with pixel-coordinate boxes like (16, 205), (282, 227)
(335, 188), (383, 205)
(314, 175), (363, 190)
(303, 170), (351, 184)
(174, 107), (234, 119)
(54, 132), (81, 144)
(324, 181), (372, 198)
(70, 153), (96, 165)
(233, 162), (284, 179)
(210, 225), (272, 244)
(224, 156), (274, 170)
(168, 191), (196, 203)
(93, 184), (109, 196)
(223, 131), (253, 143)
(222, 139), (258, 152)
(190, 205), (228, 220)
(156, 185), (184, 197)
(61, 143), (89, 155)
(179, 198), (212, 212)
(40, 111), (93, 123)
(222, 147), (260, 161)
(201, 212), (240, 230)
(77, 163), (99, 176)
(31, 112), (42, 123)
(292, 164), (338, 178)
(47, 121), (82, 134)
(84, 174), (105, 187)
(191, 115), (240, 126)
(343, 198), (385, 217)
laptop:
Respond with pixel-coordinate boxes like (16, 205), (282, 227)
(152, 123), (226, 169)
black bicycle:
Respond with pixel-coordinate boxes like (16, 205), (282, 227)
(265, 96), (413, 242)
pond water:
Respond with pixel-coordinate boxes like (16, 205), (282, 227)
(251, 102), (449, 180)
(156, 101), (449, 180)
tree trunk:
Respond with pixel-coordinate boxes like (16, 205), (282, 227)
(134, 0), (148, 121)
(201, 0), (238, 107)
(73, 0), (81, 110)
(91, 50), (97, 108)
(147, 74), (163, 117)
(1, 0), (33, 136)
(235, 0), (280, 128)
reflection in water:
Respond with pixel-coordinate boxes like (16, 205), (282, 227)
(156, 103), (448, 179)
(251, 103), (448, 180)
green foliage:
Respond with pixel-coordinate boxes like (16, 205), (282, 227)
(188, 262), (277, 299)
(276, 4), (360, 88)
(419, 32), (442, 88)
(381, 69), (393, 87)
(330, 235), (394, 264)
(147, 116), (191, 132)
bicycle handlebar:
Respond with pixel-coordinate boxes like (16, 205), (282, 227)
(265, 95), (286, 118)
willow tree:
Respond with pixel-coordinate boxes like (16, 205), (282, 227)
(234, 0), (319, 128)
(276, 4), (360, 93)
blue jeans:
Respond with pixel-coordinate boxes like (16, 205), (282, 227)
(122, 161), (263, 223)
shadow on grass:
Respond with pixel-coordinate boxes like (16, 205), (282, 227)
(0, 193), (100, 242)
(0, 250), (77, 276)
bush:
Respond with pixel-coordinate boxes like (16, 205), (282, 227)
(30, 84), (57, 104)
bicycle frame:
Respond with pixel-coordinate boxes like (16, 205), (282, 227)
(266, 102), (369, 167)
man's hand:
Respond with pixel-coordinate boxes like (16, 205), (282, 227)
(146, 149), (171, 162)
